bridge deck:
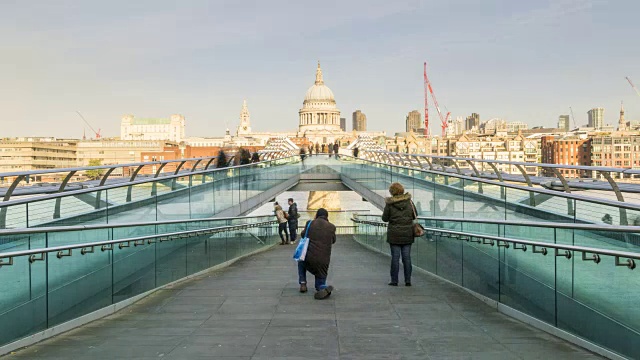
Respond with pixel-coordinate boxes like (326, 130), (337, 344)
(5, 237), (600, 359)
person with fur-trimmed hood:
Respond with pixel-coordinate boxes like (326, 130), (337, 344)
(382, 182), (416, 287)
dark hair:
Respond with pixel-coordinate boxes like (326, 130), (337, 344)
(288, 198), (294, 202)
(389, 182), (405, 196)
(316, 208), (328, 218)
(274, 202), (278, 205)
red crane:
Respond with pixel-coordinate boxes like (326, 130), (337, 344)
(423, 62), (429, 136)
(424, 62), (449, 137)
(626, 76), (640, 98)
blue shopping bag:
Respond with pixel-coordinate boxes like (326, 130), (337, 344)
(293, 221), (312, 262)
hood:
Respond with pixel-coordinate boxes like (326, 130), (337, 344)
(274, 205), (282, 211)
(385, 192), (411, 205)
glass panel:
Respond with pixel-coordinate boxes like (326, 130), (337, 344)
(47, 247), (112, 327)
(557, 252), (640, 359)
(499, 244), (555, 325)
(112, 239), (156, 303)
(0, 254), (47, 347)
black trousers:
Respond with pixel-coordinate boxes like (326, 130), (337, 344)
(278, 222), (289, 242)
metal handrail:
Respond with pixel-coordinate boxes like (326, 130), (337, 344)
(365, 150), (640, 175)
(0, 150), (298, 203)
(0, 150), (289, 179)
(351, 217), (638, 269)
(0, 210), (368, 236)
(353, 214), (640, 233)
(0, 220), (277, 265)
(340, 155), (640, 212)
(0, 155), (298, 208)
(0, 214), (275, 236)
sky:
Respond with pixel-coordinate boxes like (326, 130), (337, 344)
(1, 0), (638, 138)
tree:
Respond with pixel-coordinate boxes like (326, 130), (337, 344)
(85, 159), (104, 180)
(239, 148), (251, 165)
(216, 150), (228, 168)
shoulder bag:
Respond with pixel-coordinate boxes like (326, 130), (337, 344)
(411, 200), (425, 237)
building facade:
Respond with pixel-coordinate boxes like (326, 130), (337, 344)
(0, 138), (77, 173)
(507, 121), (529, 133)
(588, 108), (604, 130)
(558, 115), (570, 132)
(340, 117), (346, 131)
(590, 134), (640, 169)
(465, 113), (480, 131)
(541, 135), (591, 177)
(352, 110), (367, 131)
(121, 114), (185, 142)
(406, 110), (421, 133)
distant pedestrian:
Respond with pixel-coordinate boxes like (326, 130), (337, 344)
(274, 202), (289, 244)
(333, 143), (339, 159)
(315, 143), (320, 154)
(321, 144), (326, 153)
(288, 198), (299, 242)
(353, 147), (359, 158)
(297, 208), (336, 299)
(251, 152), (261, 163)
(300, 148), (307, 169)
(382, 182), (416, 287)
(328, 145), (333, 158)
(308, 145), (313, 157)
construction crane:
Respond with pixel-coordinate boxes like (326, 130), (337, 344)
(423, 63), (429, 136)
(423, 62), (449, 137)
(569, 106), (577, 129)
(76, 111), (102, 139)
(626, 76), (640, 98)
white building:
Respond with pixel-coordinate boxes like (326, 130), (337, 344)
(121, 114), (185, 142)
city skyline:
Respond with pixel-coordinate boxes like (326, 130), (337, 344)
(1, 0), (639, 138)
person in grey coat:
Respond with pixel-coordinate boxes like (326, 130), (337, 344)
(382, 182), (416, 286)
(297, 208), (336, 299)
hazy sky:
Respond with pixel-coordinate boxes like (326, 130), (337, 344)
(1, 0), (638, 138)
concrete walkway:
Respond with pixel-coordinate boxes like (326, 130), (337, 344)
(6, 237), (601, 359)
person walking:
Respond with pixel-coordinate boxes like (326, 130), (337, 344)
(308, 144), (313, 157)
(381, 182), (416, 286)
(274, 202), (290, 244)
(300, 148), (307, 169)
(327, 145), (333, 158)
(353, 147), (359, 158)
(333, 143), (339, 159)
(287, 198), (299, 243)
(297, 208), (336, 299)
(315, 143), (320, 155)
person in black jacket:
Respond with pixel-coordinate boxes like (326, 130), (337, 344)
(287, 198), (299, 242)
(298, 208), (336, 299)
(381, 182), (416, 286)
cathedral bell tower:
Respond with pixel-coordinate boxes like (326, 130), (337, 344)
(237, 99), (252, 136)
(618, 101), (626, 131)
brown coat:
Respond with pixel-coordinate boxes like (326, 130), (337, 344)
(301, 216), (336, 278)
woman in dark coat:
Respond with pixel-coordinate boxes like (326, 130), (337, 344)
(298, 208), (336, 299)
(382, 182), (416, 286)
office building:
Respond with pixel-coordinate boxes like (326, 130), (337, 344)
(406, 110), (422, 132)
(352, 110), (367, 131)
(558, 115), (570, 132)
(465, 113), (480, 131)
(340, 117), (346, 131)
(588, 108), (604, 130)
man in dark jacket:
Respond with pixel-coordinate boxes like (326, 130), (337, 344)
(333, 143), (339, 159)
(287, 198), (299, 242)
(298, 208), (336, 299)
(381, 182), (416, 286)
